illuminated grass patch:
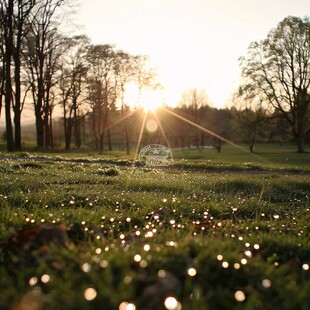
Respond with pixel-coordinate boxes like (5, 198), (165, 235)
(0, 158), (309, 309)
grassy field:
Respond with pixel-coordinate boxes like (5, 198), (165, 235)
(0, 144), (309, 309)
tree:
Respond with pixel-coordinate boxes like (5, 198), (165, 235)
(233, 86), (268, 152)
(115, 51), (136, 154)
(178, 88), (211, 149)
(0, 0), (38, 151)
(0, 0), (15, 151)
(208, 108), (232, 152)
(24, 0), (67, 149)
(240, 16), (310, 153)
(58, 35), (89, 150)
(0, 17), (4, 119)
(86, 44), (119, 152)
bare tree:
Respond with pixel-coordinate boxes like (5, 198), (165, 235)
(233, 85), (269, 152)
(58, 35), (89, 150)
(179, 88), (210, 149)
(240, 16), (310, 153)
(0, 0), (38, 151)
(24, 0), (67, 149)
(86, 44), (119, 152)
(116, 52), (141, 154)
(0, 0), (15, 151)
(0, 17), (4, 119)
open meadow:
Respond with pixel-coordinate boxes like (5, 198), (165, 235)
(0, 144), (309, 309)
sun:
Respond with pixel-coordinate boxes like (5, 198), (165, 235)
(139, 90), (163, 112)
(123, 83), (164, 112)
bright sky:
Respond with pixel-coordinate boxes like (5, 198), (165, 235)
(76, 1), (309, 108)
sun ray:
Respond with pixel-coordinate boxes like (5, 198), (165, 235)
(132, 110), (148, 166)
(151, 111), (171, 149)
(105, 108), (142, 131)
(161, 107), (268, 162)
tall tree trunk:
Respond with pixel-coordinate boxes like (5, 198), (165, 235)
(4, 0), (14, 152)
(296, 126), (305, 153)
(5, 94), (14, 151)
(73, 104), (81, 148)
(13, 35), (22, 151)
(200, 132), (204, 148)
(99, 134), (104, 153)
(65, 123), (72, 150)
(49, 110), (54, 149)
(0, 57), (4, 117)
(44, 112), (50, 149)
(35, 103), (44, 148)
(13, 60), (22, 151)
(107, 128), (112, 151)
(75, 117), (81, 149)
(121, 106), (130, 154)
(125, 122), (130, 155)
(13, 109), (22, 151)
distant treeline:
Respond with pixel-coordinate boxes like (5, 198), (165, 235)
(1, 103), (301, 154)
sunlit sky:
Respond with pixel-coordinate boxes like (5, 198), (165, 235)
(75, 0), (310, 109)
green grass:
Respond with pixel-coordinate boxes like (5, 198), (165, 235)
(0, 146), (309, 309)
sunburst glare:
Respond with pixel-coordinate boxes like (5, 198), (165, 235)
(123, 82), (164, 112)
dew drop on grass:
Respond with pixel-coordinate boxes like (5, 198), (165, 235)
(217, 255), (223, 261)
(41, 274), (50, 283)
(158, 269), (166, 278)
(84, 288), (97, 301)
(234, 263), (240, 270)
(244, 250), (252, 258)
(100, 260), (108, 268)
(222, 262), (229, 268)
(81, 263), (91, 273)
(144, 244), (150, 251)
(262, 279), (272, 288)
(29, 277), (38, 286)
(134, 255), (141, 263)
(119, 302), (136, 310)
(123, 275), (132, 285)
(187, 268), (197, 276)
(164, 297), (179, 310)
(241, 259), (247, 265)
(95, 248), (102, 254)
(139, 260), (148, 268)
(235, 290), (246, 302)
(166, 241), (177, 247)
(302, 264), (309, 271)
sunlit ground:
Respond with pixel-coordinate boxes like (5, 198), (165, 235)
(0, 157), (309, 309)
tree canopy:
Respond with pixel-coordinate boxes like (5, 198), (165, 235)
(240, 16), (310, 152)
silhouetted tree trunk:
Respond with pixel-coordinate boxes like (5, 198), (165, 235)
(107, 128), (112, 151)
(2, 0), (14, 151)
